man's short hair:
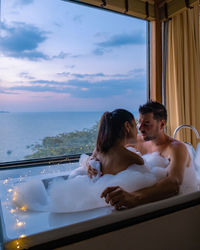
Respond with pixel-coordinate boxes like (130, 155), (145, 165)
(139, 101), (167, 122)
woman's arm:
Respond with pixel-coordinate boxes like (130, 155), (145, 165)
(87, 148), (101, 178)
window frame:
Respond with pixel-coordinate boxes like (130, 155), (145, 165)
(0, 0), (150, 169)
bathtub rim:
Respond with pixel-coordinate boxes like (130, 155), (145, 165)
(2, 190), (200, 249)
(0, 154), (82, 171)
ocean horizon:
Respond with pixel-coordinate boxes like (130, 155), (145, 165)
(0, 111), (138, 163)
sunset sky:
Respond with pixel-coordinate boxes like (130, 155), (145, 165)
(0, 0), (147, 112)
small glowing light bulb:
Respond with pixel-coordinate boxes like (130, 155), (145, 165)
(3, 179), (8, 184)
(16, 221), (25, 227)
(8, 188), (13, 193)
(20, 205), (27, 211)
(19, 234), (26, 238)
(10, 209), (16, 214)
(12, 192), (18, 201)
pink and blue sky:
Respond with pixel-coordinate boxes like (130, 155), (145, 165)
(0, 0), (147, 112)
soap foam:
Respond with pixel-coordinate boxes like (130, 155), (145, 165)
(12, 153), (171, 213)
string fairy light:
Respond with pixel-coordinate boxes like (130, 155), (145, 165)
(20, 205), (27, 212)
(16, 220), (26, 227)
(19, 234), (26, 238)
(3, 179), (9, 184)
(10, 209), (16, 214)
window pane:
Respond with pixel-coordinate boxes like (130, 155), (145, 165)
(0, 0), (147, 162)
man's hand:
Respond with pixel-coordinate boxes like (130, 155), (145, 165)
(101, 186), (141, 210)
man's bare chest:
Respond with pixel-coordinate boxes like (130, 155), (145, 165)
(141, 143), (171, 159)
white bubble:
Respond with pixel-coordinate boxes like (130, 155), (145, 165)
(12, 153), (172, 213)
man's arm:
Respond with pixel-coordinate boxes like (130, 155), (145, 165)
(101, 142), (189, 209)
(167, 141), (190, 185)
(101, 176), (179, 210)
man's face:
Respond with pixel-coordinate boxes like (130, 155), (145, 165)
(138, 112), (163, 141)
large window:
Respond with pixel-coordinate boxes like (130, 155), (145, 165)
(0, 0), (147, 163)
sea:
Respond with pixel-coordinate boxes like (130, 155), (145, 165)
(0, 111), (138, 163)
(0, 112), (102, 163)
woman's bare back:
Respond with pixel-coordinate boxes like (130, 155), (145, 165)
(96, 146), (144, 175)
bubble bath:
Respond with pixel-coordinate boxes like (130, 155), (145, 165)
(0, 147), (199, 242)
(12, 152), (171, 213)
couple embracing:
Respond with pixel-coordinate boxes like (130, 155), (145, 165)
(14, 101), (197, 213)
(88, 101), (193, 210)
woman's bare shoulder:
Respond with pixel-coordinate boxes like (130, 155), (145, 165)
(125, 147), (144, 165)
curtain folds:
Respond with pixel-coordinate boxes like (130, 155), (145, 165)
(166, 1), (200, 147)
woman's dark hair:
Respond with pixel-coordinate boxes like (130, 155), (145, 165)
(96, 109), (134, 153)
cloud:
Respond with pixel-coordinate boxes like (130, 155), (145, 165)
(19, 72), (35, 80)
(94, 32), (108, 38)
(64, 65), (75, 69)
(10, 51), (49, 60)
(56, 70), (144, 81)
(0, 22), (71, 61)
(129, 68), (145, 73)
(14, 0), (34, 6)
(29, 79), (74, 86)
(0, 22), (48, 60)
(53, 22), (62, 28)
(71, 54), (83, 58)
(1, 68), (146, 99)
(97, 32), (145, 47)
(7, 76), (146, 99)
(94, 31), (145, 55)
(73, 15), (83, 23)
(67, 78), (146, 98)
(51, 52), (70, 60)
(128, 68), (146, 78)
(10, 85), (67, 93)
(57, 72), (106, 79)
(93, 48), (111, 56)
(0, 88), (18, 94)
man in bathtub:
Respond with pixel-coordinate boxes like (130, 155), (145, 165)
(88, 101), (191, 210)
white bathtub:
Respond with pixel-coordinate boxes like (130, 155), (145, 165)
(0, 162), (200, 250)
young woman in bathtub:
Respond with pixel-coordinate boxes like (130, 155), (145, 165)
(12, 109), (170, 213)
(89, 109), (144, 176)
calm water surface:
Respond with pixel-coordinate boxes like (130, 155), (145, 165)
(0, 112), (102, 162)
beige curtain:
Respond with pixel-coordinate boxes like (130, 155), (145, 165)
(166, 1), (200, 147)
